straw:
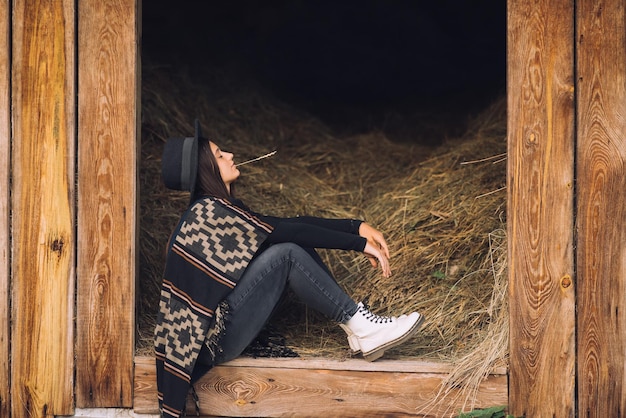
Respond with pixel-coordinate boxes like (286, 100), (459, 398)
(237, 150), (277, 166)
(138, 59), (509, 402)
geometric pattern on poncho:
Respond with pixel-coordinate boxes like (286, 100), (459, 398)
(154, 286), (205, 371)
(176, 200), (264, 277)
(155, 197), (273, 417)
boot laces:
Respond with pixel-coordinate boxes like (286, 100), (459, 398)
(359, 303), (394, 324)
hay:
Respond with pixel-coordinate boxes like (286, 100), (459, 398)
(344, 98), (508, 360)
(138, 60), (508, 401)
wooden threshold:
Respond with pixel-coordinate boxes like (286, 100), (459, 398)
(134, 356), (507, 417)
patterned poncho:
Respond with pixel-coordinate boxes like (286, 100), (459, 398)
(154, 196), (273, 417)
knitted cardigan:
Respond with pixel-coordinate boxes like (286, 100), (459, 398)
(154, 196), (273, 417)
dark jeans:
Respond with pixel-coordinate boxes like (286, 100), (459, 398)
(204, 242), (359, 365)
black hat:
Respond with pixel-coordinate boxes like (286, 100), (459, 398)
(162, 119), (203, 197)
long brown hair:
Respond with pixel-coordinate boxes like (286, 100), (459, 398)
(193, 138), (234, 200)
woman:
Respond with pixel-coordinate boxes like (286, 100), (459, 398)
(155, 120), (423, 417)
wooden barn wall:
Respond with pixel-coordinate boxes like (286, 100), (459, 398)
(10, 1), (77, 416)
(76, 0), (139, 408)
(0, 0), (10, 416)
(507, 0), (577, 415)
(0, 0), (139, 416)
(576, 0), (626, 415)
(509, 0), (626, 416)
(1, 0), (625, 416)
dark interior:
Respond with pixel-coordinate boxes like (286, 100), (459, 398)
(142, 0), (506, 145)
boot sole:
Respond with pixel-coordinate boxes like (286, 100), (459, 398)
(362, 314), (425, 362)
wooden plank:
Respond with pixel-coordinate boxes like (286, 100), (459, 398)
(0, 0), (10, 416)
(576, 1), (626, 416)
(10, 1), (76, 416)
(507, 0), (576, 416)
(76, 0), (139, 408)
(200, 356), (508, 375)
(134, 356), (507, 417)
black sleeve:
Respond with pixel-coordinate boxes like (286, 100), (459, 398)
(260, 215), (363, 235)
(258, 215), (366, 251)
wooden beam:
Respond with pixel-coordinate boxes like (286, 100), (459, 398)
(10, 1), (76, 416)
(576, 0), (626, 415)
(507, 0), (576, 416)
(134, 356), (507, 417)
(0, 0), (10, 416)
(76, 0), (139, 408)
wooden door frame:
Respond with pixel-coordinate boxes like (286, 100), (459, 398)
(2, 0), (626, 416)
(507, 0), (626, 416)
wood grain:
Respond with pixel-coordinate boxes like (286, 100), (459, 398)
(10, 0), (76, 416)
(134, 356), (507, 417)
(0, 0), (10, 416)
(507, 0), (576, 416)
(210, 356), (507, 375)
(576, 1), (626, 416)
(76, 0), (139, 408)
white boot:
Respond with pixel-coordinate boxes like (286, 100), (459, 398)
(338, 323), (361, 353)
(341, 302), (424, 361)
(339, 312), (411, 354)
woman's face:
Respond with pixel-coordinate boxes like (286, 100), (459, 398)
(210, 141), (240, 190)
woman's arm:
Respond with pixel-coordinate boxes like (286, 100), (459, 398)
(260, 215), (362, 235)
(264, 220), (367, 251)
(254, 210), (392, 277)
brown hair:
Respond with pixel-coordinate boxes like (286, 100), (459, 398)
(193, 138), (233, 200)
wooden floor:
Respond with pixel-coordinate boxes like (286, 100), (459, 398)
(134, 356), (507, 417)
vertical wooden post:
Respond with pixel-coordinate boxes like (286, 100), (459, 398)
(507, 0), (576, 416)
(576, 1), (626, 416)
(76, 0), (139, 407)
(10, 1), (76, 416)
(0, 0), (10, 416)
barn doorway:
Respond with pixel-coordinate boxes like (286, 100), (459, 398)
(137, 0), (507, 371)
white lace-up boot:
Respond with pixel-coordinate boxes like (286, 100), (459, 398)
(338, 323), (362, 353)
(341, 302), (424, 361)
(339, 312), (412, 354)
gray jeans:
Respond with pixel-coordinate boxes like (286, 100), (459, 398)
(200, 242), (359, 365)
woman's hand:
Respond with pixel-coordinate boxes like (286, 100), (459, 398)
(359, 222), (390, 257)
(363, 240), (392, 278)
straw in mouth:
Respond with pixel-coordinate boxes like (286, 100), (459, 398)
(236, 150), (277, 166)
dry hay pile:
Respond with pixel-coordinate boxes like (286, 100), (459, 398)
(138, 62), (508, 403)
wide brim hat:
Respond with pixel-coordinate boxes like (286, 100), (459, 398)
(161, 119), (203, 200)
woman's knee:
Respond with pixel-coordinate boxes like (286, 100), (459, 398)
(258, 242), (312, 266)
(264, 242), (302, 256)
